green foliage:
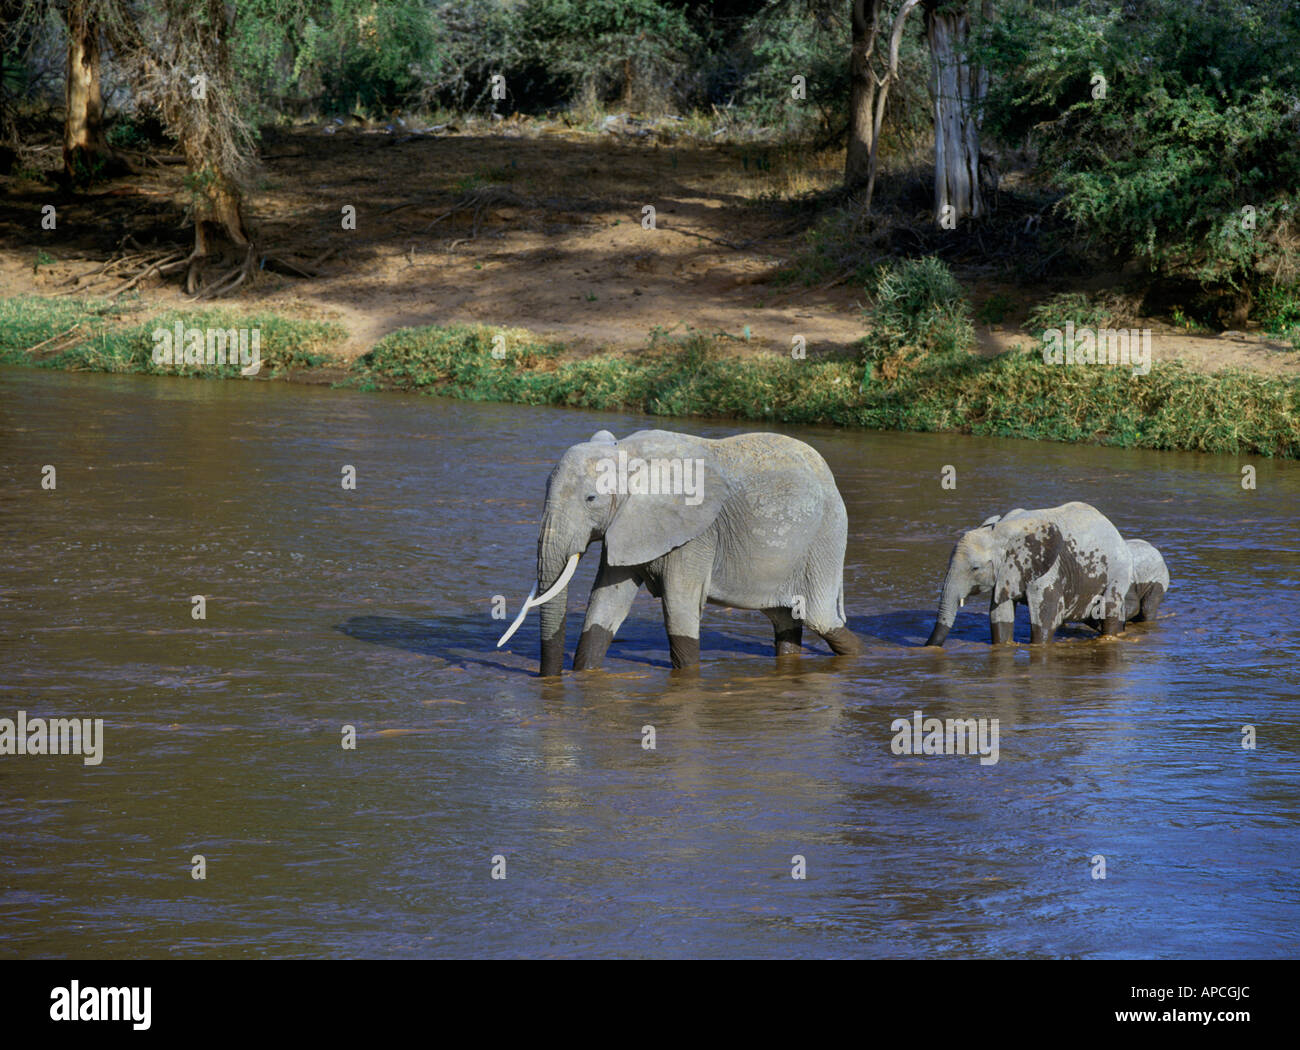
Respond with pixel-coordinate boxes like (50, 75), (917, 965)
(1255, 282), (1300, 348)
(516, 0), (702, 112)
(982, 0), (1300, 294)
(975, 293), (1014, 325)
(351, 320), (1300, 459)
(0, 298), (345, 376)
(106, 117), (153, 150)
(7, 300), (1298, 458)
(416, 0), (527, 111)
(288, 0), (439, 113)
(863, 257), (975, 364)
(1025, 293), (1114, 339)
(730, 3), (845, 134)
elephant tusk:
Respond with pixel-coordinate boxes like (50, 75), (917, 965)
(495, 554), (581, 648)
(495, 584), (536, 648)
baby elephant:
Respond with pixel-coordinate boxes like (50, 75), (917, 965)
(925, 502), (1134, 646)
(1084, 539), (1169, 629)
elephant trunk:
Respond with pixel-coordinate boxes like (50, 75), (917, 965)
(926, 571), (963, 647)
(537, 523), (575, 677)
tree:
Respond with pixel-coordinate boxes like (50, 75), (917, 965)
(924, 0), (990, 224)
(857, 0), (921, 209)
(118, 0), (259, 295)
(844, 0), (883, 187)
(61, 0), (115, 179)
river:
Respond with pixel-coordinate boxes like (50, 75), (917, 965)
(1, 367), (1296, 958)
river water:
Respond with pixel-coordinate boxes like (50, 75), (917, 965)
(1, 367), (1296, 958)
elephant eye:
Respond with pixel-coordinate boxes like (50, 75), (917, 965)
(585, 494), (598, 503)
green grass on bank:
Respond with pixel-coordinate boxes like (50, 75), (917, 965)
(353, 324), (1300, 459)
(2, 297), (1297, 458)
(0, 296), (346, 376)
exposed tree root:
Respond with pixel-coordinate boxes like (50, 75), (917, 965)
(186, 244), (257, 301)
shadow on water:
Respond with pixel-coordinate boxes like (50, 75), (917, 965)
(850, 604), (1103, 648)
(337, 613), (779, 672)
(336, 614), (538, 675)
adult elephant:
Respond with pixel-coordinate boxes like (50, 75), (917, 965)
(925, 502), (1134, 646)
(498, 429), (863, 675)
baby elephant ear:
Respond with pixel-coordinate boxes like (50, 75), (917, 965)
(603, 431), (729, 567)
(589, 430), (617, 445)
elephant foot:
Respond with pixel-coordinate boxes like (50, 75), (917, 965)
(668, 634), (700, 669)
(539, 629), (566, 677)
(1101, 615), (1123, 637)
(820, 626), (864, 656)
(1135, 592), (1163, 622)
(774, 627), (803, 656)
(573, 625), (614, 670)
(991, 621), (1014, 645)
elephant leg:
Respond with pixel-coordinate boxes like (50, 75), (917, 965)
(574, 559), (640, 671)
(1099, 583), (1126, 636)
(763, 607), (803, 656)
(1135, 586), (1164, 622)
(990, 598), (1016, 644)
(1026, 580), (1067, 644)
(805, 582), (864, 655)
(660, 547), (711, 670)
(1028, 605), (1065, 643)
(817, 625), (864, 655)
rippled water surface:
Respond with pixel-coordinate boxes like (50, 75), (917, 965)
(1, 367), (1297, 958)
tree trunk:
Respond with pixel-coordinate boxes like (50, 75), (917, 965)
(863, 0), (923, 210)
(179, 0), (253, 294)
(63, 0), (115, 181)
(925, 0), (987, 224)
(844, 0), (883, 188)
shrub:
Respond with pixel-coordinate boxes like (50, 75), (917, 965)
(863, 257), (975, 371)
(1024, 293), (1115, 339)
(982, 0), (1300, 300)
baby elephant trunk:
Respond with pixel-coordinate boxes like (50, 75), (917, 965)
(925, 571), (964, 646)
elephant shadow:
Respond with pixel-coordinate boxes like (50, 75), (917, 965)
(337, 613), (779, 672)
(850, 606), (1056, 647)
(336, 614), (538, 675)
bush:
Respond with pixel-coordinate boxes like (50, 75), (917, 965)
(982, 0), (1300, 300)
(516, 0), (702, 113)
(863, 257), (975, 370)
(1025, 293), (1115, 339)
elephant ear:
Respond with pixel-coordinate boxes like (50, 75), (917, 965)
(993, 519), (1065, 604)
(603, 430), (730, 566)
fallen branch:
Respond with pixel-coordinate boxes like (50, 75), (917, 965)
(22, 324), (84, 354)
(260, 254), (319, 278)
(103, 251), (186, 297)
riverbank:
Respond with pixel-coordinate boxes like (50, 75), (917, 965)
(3, 296), (1297, 458)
